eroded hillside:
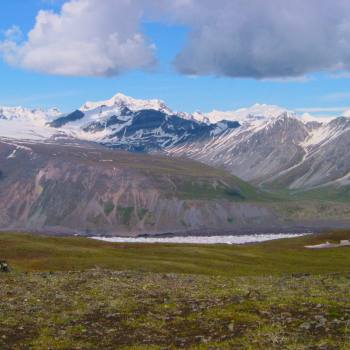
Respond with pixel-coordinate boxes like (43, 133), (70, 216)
(0, 139), (278, 236)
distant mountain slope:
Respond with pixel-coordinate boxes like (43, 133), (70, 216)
(0, 139), (279, 236)
(85, 108), (239, 152)
(169, 112), (309, 184)
(169, 113), (350, 190)
(2, 92), (350, 192)
(46, 94), (350, 191)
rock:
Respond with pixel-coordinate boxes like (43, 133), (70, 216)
(332, 318), (341, 325)
(292, 273), (311, 278)
(0, 260), (10, 272)
(195, 336), (205, 343)
(300, 322), (311, 330)
(314, 315), (327, 326)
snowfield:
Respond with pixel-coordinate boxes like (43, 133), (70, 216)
(91, 233), (310, 245)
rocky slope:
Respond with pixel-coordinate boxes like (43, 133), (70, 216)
(0, 139), (282, 236)
(171, 113), (350, 190)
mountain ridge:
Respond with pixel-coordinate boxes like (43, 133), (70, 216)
(2, 92), (350, 192)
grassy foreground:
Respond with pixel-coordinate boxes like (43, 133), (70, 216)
(1, 231), (350, 275)
(1, 231), (350, 349)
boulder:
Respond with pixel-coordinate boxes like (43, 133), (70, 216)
(0, 261), (10, 272)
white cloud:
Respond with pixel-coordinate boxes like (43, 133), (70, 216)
(4, 0), (350, 79)
(296, 107), (350, 119)
(0, 0), (156, 77)
(295, 107), (349, 114)
(167, 0), (350, 79)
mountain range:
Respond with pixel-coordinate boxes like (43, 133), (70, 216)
(2, 92), (350, 235)
(2, 92), (350, 191)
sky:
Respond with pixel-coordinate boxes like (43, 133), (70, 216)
(1, 0), (350, 116)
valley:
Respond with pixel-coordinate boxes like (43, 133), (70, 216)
(2, 2), (350, 349)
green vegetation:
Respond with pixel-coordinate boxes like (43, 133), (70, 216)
(1, 270), (350, 349)
(227, 217), (235, 224)
(117, 206), (135, 226)
(291, 185), (350, 203)
(263, 185), (350, 204)
(137, 208), (149, 220)
(87, 214), (106, 226)
(173, 180), (248, 201)
(103, 200), (115, 216)
(169, 176), (272, 202)
(274, 200), (350, 222)
(0, 231), (350, 275)
(1, 231), (350, 349)
(101, 149), (271, 202)
(144, 212), (156, 226)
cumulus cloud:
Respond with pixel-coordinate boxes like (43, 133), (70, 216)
(168, 0), (350, 79)
(3, 0), (350, 79)
(0, 0), (156, 77)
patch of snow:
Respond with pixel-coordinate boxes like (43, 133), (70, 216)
(305, 240), (350, 249)
(211, 121), (230, 136)
(0, 105), (64, 141)
(7, 149), (17, 159)
(91, 233), (309, 245)
(301, 121), (347, 149)
(0, 119), (57, 141)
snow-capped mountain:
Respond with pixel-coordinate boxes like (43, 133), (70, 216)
(1, 92), (350, 191)
(0, 106), (62, 140)
(169, 111), (350, 189)
(0, 106), (61, 123)
(195, 104), (293, 124)
(169, 112), (310, 184)
(80, 92), (173, 115)
(48, 93), (241, 151)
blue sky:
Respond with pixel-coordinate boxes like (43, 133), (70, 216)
(1, 0), (350, 116)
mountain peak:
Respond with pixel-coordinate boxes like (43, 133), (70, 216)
(81, 92), (173, 114)
(194, 104), (292, 124)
